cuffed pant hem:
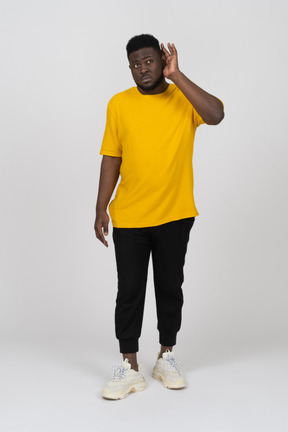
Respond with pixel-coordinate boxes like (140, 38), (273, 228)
(159, 331), (177, 347)
(119, 338), (139, 354)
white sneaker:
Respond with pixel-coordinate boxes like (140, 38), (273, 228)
(152, 350), (186, 389)
(102, 358), (146, 400)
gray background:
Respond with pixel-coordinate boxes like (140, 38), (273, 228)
(0, 0), (287, 430)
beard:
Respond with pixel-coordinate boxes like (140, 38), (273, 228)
(137, 71), (165, 91)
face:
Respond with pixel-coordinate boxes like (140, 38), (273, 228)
(128, 47), (165, 93)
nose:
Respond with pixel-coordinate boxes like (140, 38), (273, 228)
(140, 63), (149, 74)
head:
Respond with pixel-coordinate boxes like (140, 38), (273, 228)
(126, 34), (166, 92)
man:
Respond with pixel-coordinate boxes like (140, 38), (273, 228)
(94, 34), (224, 400)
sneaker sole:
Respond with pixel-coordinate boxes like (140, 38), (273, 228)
(102, 380), (146, 400)
(152, 369), (186, 389)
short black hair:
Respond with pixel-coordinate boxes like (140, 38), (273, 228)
(126, 34), (161, 59)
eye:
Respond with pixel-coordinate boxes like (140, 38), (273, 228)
(134, 63), (140, 68)
(147, 60), (153, 64)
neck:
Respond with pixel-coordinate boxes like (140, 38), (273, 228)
(137, 79), (169, 95)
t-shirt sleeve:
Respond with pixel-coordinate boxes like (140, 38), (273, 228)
(99, 100), (122, 157)
(192, 98), (224, 128)
(192, 106), (205, 128)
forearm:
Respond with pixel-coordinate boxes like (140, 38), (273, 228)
(96, 155), (121, 212)
(170, 70), (224, 125)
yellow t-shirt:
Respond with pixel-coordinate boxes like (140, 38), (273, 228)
(100, 84), (205, 228)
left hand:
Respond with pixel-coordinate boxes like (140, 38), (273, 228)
(161, 43), (180, 80)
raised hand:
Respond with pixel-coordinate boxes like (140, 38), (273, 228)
(161, 43), (180, 81)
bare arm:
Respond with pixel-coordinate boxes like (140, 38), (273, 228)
(94, 155), (122, 247)
(161, 43), (224, 125)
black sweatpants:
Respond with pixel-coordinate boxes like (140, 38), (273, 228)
(112, 217), (195, 354)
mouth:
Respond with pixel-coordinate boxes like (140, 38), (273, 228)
(141, 75), (151, 82)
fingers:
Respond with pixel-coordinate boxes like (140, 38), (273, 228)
(94, 219), (109, 247)
(161, 42), (177, 56)
(161, 43), (170, 57)
(170, 43), (177, 55)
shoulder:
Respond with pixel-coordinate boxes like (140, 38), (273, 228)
(108, 87), (136, 108)
(170, 84), (187, 101)
(168, 84), (192, 110)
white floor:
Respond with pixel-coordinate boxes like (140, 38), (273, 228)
(1, 340), (287, 432)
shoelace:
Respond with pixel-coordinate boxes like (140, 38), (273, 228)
(164, 355), (181, 372)
(111, 364), (128, 381)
